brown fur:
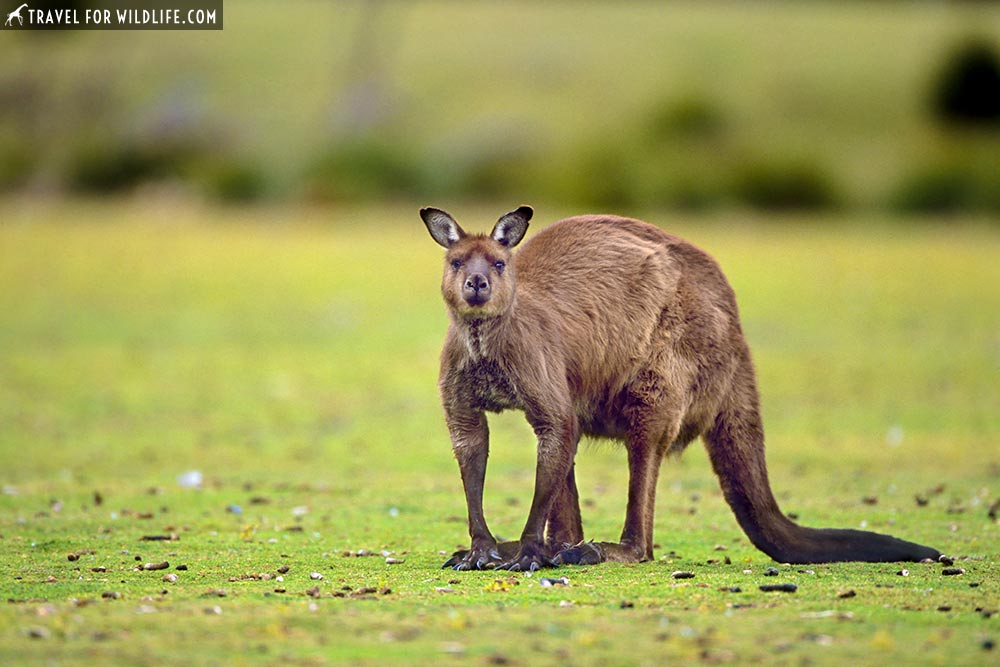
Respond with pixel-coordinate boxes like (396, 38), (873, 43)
(421, 206), (941, 571)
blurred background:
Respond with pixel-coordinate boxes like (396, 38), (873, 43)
(2, 0), (999, 215)
(1, 1), (999, 497)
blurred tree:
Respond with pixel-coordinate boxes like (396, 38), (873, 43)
(932, 37), (1000, 127)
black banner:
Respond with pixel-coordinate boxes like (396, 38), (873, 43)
(3, 0), (223, 30)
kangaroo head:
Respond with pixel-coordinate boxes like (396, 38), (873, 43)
(421, 206), (532, 320)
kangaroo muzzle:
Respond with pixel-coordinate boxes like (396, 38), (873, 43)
(463, 273), (491, 306)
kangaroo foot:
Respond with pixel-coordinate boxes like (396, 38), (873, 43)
(442, 540), (520, 570)
(553, 541), (650, 565)
(494, 541), (556, 572)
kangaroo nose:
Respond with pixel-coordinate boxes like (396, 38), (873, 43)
(465, 274), (489, 292)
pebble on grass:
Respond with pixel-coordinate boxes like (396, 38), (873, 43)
(759, 583), (797, 593)
(540, 577), (569, 587)
(942, 568), (965, 576)
(142, 562), (169, 571)
(764, 567), (780, 577)
(672, 571), (695, 580)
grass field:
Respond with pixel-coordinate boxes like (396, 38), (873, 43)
(0, 201), (997, 665)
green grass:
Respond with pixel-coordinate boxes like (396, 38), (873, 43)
(1, 201), (998, 665)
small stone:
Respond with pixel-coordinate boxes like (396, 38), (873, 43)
(837, 589), (857, 599)
(938, 555), (955, 566)
(306, 586), (321, 598)
(277, 565), (290, 574)
(672, 571), (695, 580)
(175, 564), (188, 571)
(385, 557), (405, 565)
(101, 591), (121, 600)
(937, 605), (952, 612)
(142, 562), (169, 571)
(897, 569), (909, 577)
(988, 499), (1000, 520)
(91, 566), (106, 573)
(379, 587), (392, 595)
(539, 577), (569, 587)
(26, 627), (51, 639)
(162, 573), (178, 583)
(759, 583), (797, 593)
(67, 553), (78, 562)
(970, 582), (980, 588)
(619, 600), (635, 608)
(309, 572), (324, 580)
(764, 567), (780, 577)
(942, 568), (965, 576)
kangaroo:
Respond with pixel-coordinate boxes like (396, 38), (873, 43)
(421, 205), (941, 571)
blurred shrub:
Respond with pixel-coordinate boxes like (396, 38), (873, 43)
(646, 94), (726, 141)
(931, 37), (1000, 127)
(66, 130), (270, 203)
(731, 159), (840, 211)
(0, 135), (34, 191)
(197, 160), (268, 203)
(892, 157), (1000, 215)
(645, 164), (728, 212)
(561, 142), (641, 211)
(66, 141), (185, 193)
(304, 137), (426, 201)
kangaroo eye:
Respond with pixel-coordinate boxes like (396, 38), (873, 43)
(494, 260), (506, 272)
(450, 259), (462, 270)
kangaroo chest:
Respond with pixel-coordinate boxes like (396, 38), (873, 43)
(462, 357), (521, 413)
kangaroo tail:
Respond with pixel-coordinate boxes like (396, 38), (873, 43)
(703, 361), (940, 564)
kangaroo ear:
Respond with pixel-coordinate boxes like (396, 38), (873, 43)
(491, 205), (532, 248)
(420, 207), (465, 248)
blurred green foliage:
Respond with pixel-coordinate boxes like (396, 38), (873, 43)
(1, 1), (999, 213)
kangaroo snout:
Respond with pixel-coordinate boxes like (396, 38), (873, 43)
(463, 273), (491, 304)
